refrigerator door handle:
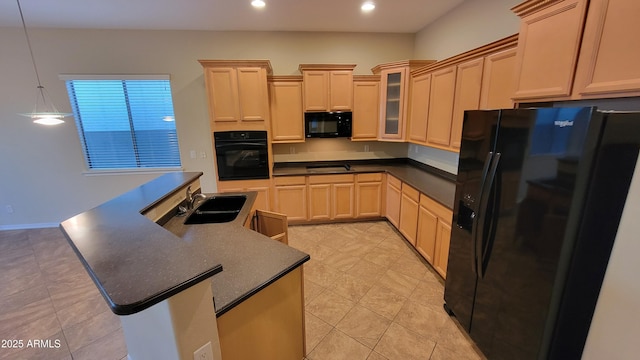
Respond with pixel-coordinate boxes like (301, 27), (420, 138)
(477, 152), (501, 279)
(471, 151), (494, 274)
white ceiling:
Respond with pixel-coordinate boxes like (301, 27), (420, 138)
(0, 0), (466, 33)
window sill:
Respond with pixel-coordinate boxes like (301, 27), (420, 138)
(82, 168), (184, 176)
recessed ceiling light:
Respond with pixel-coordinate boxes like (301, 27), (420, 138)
(251, 0), (266, 8)
(361, 1), (375, 12)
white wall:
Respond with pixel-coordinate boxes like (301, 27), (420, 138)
(582, 156), (640, 359)
(413, 0), (522, 60)
(0, 28), (415, 228)
(407, 0), (522, 173)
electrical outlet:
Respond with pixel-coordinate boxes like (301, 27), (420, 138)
(190, 150), (197, 159)
(193, 342), (213, 360)
(364, 145), (370, 152)
(289, 146), (295, 154)
(200, 151), (207, 159)
(5, 205), (13, 214)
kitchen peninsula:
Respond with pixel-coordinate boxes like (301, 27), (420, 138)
(59, 172), (309, 360)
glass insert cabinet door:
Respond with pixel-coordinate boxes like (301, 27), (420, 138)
(380, 69), (408, 140)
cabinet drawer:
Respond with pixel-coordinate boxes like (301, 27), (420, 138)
(401, 183), (420, 202)
(386, 174), (402, 189)
(308, 174), (354, 184)
(420, 194), (452, 224)
(356, 173), (383, 182)
(274, 176), (306, 186)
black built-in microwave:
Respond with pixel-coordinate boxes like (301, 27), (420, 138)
(304, 111), (352, 138)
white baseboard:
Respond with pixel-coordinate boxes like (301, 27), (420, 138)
(0, 223), (59, 231)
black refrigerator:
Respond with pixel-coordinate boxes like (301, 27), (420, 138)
(444, 107), (640, 360)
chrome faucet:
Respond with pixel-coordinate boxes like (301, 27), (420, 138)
(186, 186), (207, 210)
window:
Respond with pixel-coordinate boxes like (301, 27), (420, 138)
(62, 75), (181, 170)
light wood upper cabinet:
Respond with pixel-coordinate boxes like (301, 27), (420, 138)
(373, 61), (435, 142)
(573, 0), (640, 97)
(408, 72), (432, 144)
(352, 76), (380, 141)
(511, 0), (589, 100)
(299, 64), (356, 112)
(199, 60), (272, 131)
(405, 36), (517, 153)
(480, 47), (517, 109)
(426, 66), (457, 148)
(269, 76), (304, 143)
(301, 71), (328, 111)
(330, 71), (354, 111)
(379, 68), (407, 140)
(450, 58), (484, 150)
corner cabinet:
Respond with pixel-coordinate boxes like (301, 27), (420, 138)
(199, 60), (272, 131)
(268, 76), (305, 143)
(373, 61), (435, 141)
(299, 64), (356, 112)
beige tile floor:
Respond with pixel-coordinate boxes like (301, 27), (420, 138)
(289, 221), (484, 360)
(0, 221), (483, 360)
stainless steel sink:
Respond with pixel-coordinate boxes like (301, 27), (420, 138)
(184, 195), (247, 224)
(306, 164), (351, 173)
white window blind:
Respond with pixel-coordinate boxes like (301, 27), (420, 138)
(63, 75), (181, 170)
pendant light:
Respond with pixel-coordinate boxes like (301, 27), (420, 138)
(16, 0), (70, 125)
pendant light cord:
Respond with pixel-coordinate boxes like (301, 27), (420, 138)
(17, 0), (43, 89)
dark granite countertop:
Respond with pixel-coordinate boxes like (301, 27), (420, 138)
(162, 199), (310, 316)
(273, 159), (457, 209)
(59, 172), (309, 317)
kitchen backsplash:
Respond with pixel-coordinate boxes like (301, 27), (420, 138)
(272, 139), (459, 175)
(272, 139), (407, 162)
(408, 144), (459, 175)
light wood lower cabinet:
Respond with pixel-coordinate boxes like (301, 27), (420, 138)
(355, 173), (383, 218)
(274, 176), (308, 222)
(399, 183), (420, 246)
(217, 179), (272, 212)
(308, 174), (355, 221)
(275, 173), (383, 223)
(253, 209), (289, 245)
(416, 194), (453, 278)
(385, 174), (402, 228)
(217, 266), (305, 360)
(333, 182), (355, 219)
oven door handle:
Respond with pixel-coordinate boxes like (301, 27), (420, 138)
(215, 142), (266, 148)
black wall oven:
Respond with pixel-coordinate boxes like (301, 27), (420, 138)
(214, 131), (269, 181)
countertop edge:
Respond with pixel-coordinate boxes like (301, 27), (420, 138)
(60, 171), (227, 316)
(215, 255), (310, 317)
